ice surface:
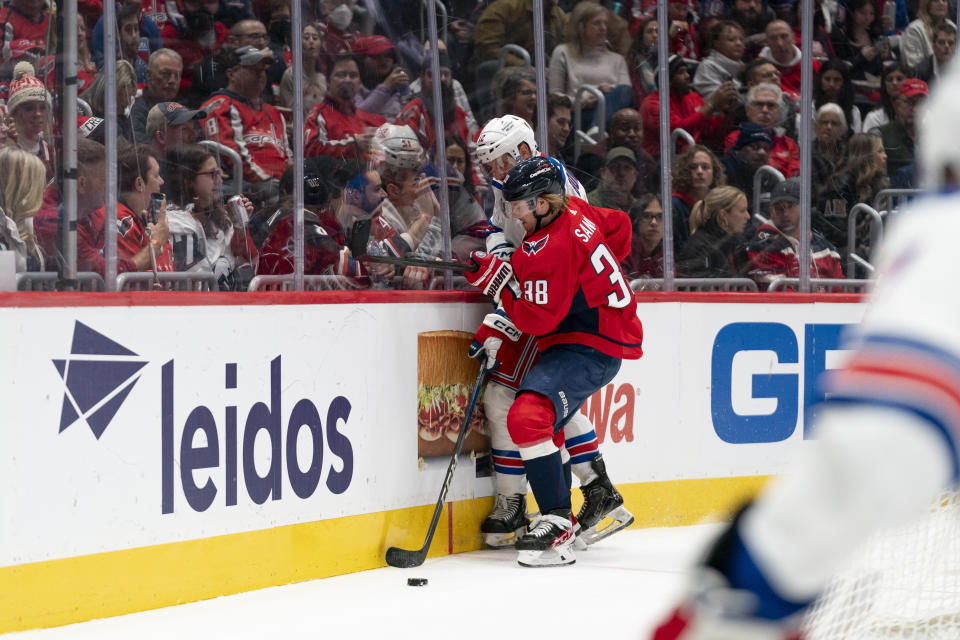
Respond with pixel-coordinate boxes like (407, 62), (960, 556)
(10, 525), (721, 640)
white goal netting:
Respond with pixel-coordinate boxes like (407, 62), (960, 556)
(803, 492), (960, 639)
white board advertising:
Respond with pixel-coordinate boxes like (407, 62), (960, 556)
(0, 298), (865, 568)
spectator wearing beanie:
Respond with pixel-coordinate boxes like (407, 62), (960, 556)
(6, 61), (54, 181)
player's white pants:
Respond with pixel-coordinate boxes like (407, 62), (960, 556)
(741, 404), (953, 602)
(485, 382), (600, 495)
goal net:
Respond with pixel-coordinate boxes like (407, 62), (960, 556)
(802, 492), (960, 639)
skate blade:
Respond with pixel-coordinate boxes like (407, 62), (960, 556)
(484, 527), (526, 549)
(517, 546), (576, 567)
(581, 506), (635, 546)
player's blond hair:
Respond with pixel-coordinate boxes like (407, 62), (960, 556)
(540, 193), (570, 217)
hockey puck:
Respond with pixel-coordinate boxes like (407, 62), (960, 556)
(407, 577), (428, 587)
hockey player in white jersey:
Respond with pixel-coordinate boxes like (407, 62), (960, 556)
(651, 64), (960, 639)
(470, 115), (634, 548)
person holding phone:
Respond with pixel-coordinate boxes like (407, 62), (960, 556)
(115, 144), (174, 272)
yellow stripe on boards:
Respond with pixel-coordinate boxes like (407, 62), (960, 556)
(0, 476), (771, 633)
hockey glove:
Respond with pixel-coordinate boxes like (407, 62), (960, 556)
(468, 309), (521, 370)
(651, 570), (806, 640)
(465, 251), (518, 304)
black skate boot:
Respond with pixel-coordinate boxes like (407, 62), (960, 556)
(576, 455), (635, 545)
(515, 509), (576, 567)
(481, 493), (530, 548)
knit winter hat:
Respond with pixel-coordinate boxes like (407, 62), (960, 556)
(7, 62), (51, 114)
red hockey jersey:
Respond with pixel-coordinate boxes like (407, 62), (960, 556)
(501, 196), (644, 359)
(0, 6), (49, 64)
(117, 201), (174, 271)
(304, 94), (385, 160)
(200, 90), (291, 183)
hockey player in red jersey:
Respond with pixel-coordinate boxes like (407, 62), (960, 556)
(471, 115), (635, 549)
(650, 62), (960, 640)
(465, 156), (644, 567)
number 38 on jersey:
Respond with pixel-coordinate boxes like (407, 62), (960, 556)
(521, 244), (631, 309)
(523, 279), (549, 304)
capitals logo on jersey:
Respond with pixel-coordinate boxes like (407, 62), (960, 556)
(522, 235), (549, 256)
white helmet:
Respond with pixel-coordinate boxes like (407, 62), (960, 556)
(919, 67), (960, 189)
(371, 124), (424, 169)
(475, 115), (538, 166)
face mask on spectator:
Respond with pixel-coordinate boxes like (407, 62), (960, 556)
(185, 9), (215, 35)
(269, 18), (291, 44)
(329, 4), (353, 30)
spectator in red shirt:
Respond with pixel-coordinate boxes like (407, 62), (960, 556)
(758, 19), (820, 103)
(666, 0), (699, 58)
(746, 177), (843, 289)
(34, 138), (144, 276)
(396, 50), (476, 160)
(640, 55), (737, 158)
(115, 144), (174, 271)
(159, 0), (229, 91)
(0, 0), (50, 65)
(200, 46), (292, 203)
(724, 82), (800, 177)
(622, 192), (665, 279)
(304, 54), (385, 160)
(671, 144), (727, 252)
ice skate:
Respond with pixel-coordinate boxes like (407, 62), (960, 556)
(515, 511), (576, 567)
(577, 456), (635, 546)
(481, 493), (530, 548)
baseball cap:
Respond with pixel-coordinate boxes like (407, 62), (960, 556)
(770, 178), (800, 205)
(77, 116), (105, 142)
(9, 38), (45, 60)
(733, 122), (773, 151)
(899, 78), (929, 99)
(605, 146), (638, 168)
(146, 102), (206, 136)
(352, 35), (394, 56)
(222, 45), (275, 69)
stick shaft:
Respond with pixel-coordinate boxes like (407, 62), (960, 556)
(385, 358), (487, 567)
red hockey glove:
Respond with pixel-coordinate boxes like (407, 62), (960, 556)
(468, 309), (521, 370)
(465, 251), (518, 304)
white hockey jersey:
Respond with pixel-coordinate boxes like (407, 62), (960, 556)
(485, 156), (588, 259)
(740, 191), (960, 606)
(825, 192), (960, 474)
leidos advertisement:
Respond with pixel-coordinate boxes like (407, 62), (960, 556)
(0, 302), (491, 567)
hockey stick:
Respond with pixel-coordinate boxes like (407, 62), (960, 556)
(385, 355), (487, 568)
(348, 218), (478, 273)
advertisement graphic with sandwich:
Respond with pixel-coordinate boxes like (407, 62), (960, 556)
(417, 331), (489, 458)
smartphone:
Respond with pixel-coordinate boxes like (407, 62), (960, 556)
(883, 0), (896, 25)
(148, 192), (163, 225)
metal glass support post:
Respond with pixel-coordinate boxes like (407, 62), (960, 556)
(103, 0), (118, 291)
(656, 0), (675, 289)
(60, 0), (79, 289)
(532, 0), (549, 152)
(798, 0), (814, 292)
(426, 0), (453, 289)
(291, 0), (305, 291)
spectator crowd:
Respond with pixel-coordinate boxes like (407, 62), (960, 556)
(0, 0), (954, 291)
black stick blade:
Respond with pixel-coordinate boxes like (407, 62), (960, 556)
(385, 546), (426, 568)
(348, 218), (373, 258)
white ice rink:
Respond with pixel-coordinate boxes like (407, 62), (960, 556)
(9, 525), (721, 640)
